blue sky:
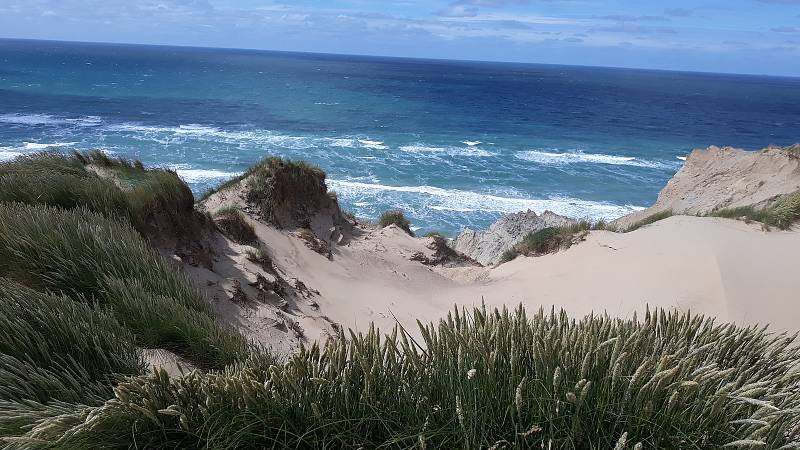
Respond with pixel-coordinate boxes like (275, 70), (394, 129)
(1, 0), (799, 76)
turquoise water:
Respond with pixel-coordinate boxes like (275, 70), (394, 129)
(2, 39), (799, 235)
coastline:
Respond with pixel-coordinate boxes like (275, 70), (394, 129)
(186, 144), (800, 353)
(2, 144), (799, 447)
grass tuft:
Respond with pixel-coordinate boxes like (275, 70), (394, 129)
(712, 191), (800, 230)
(213, 207), (259, 246)
(500, 220), (594, 263)
(424, 230), (446, 239)
(625, 210), (674, 232)
(0, 152), (137, 224)
(244, 157), (329, 226)
(0, 278), (144, 406)
(0, 203), (246, 369)
(16, 306), (800, 449)
(0, 151), (198, 235)
(378, 209), (414, 236)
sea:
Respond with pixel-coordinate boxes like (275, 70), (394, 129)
(2, 38), (799, 235)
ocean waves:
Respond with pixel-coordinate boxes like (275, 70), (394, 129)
(0, 113), (102, 127)
(0, 111), (665, 232)
(0, 142), (79, 160)
(167, 164), (243, 183)
(516, 149), (679, 169)
(399, 144), (495, 158)
(327, 179), (643, 221)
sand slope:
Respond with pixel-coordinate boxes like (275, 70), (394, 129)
(183, 146), (800, 352)
(190, 212), (798, 351)
(297, 216), (800, 338)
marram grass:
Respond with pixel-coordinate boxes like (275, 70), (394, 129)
(0, 278), (144, 405)
(0, 152), (136, 225)
(0, 203), (246, 369)
(9, 306), (799, 449)
(0, 151), (198, 234)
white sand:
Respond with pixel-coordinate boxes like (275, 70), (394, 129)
(196, 215), (798, 350)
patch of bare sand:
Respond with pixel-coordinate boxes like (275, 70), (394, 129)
(190, 214), (798, 355)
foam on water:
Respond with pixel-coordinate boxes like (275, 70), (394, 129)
(328, 179), (643, 220)
(0, 111), (663, 231)
(168, 165), (243, 183)
(357, 140), (388, 150)
(0, 113), (65, 126)
(109, 122), (321, 150)
(400, 144), (495, 158)
(0, 114), (102, 127)
(0, 150), (23, 161)
(21, 142), (78, 150)
(516, 150), (675, 169)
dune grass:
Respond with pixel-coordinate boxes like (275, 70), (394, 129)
(13, 305), (800, 449)
(213, 206), (259, 246)
(0, 151), (197, 234)
(712, 191), (800, 230)
(0, 152), (137, 225)
(244, 157), (329, 225)
(625, 210), (674, 233)
(379, 209), (414, 236)
(0, 278), (144, 405)
(0, 203), (246, 369)
(500, 220), (594, 263)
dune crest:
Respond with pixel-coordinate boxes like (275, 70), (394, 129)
(614, 144), (800, 229)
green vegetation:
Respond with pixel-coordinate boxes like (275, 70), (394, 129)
(0, 151), (197, 234)
(625, 210), (674, 233)
(379, 209), (414, 236)
(0, 279), (144, 406)
(202, 156), (325, 205)
(11, 305), (800, 449)
(244, 157), (328, 225)
(213, 206), (259, 246)
(0, 152), (137, 225)
(424, 230), (446, 238)
(712, 191), (800, 230)
(2, 152), (799, 447)
(0, 203), (245, 369)
(501, 220), (593, 263)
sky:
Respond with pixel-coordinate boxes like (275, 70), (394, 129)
(1, 0), (800, 76)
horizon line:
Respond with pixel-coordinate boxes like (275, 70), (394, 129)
(2, 36), (799, 80)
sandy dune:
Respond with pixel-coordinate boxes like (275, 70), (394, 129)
(189, 145), (800, 351)
(195, 213), (798, 350)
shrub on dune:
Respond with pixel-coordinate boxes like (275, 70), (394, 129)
(379, 209), (414, 235)
(500, 220), (593, 263)
(213, 206), (259, 246)
(0, 203), (245, 369)
(244, 157), (331, 226)
(21, 306), (800, 449)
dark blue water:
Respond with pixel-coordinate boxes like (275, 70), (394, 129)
(2, 39), (799, 235)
